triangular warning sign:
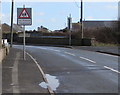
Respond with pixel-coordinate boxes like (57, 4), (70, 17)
(19, 8), (30, 19)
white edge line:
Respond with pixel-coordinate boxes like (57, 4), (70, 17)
(12, 53), (20, 93)
(98, 53), (118, 58)
(64, 52), (76, 56)
(26, 52), (55, 95)
(104, 66), (120, 74)
(79, 57), (96, 63)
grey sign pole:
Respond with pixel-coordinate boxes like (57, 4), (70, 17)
(23, 5), (26, 60)
(23, 25), (26, 60)
(17, 5), (32, 60)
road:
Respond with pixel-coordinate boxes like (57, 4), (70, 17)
(14, 45), (119, 94)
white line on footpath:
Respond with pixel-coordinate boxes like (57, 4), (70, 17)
(64, 52), (76, 56)
(12, 53), (20, 93)
(26, 52), (55, 95)
(104, 66), (120, 74)
(79, 57), (96, 63)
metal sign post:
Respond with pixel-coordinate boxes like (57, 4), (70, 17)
(17, 5), (32, 60)
(23, 5), (26, 60)
(23, 25), (26, 60)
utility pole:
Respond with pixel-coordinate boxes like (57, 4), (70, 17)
(10, 0), (14, 47)
(80, 0), (83, 39)
(68, 14), (72, 46)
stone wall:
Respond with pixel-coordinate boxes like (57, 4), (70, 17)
(0, 0), (2, 49)
(0, 48), (6, 63)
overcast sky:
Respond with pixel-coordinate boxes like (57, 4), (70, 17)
(1, 1), (118, 31)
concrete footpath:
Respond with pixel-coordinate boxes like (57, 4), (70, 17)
(2, 48), (50, 94)
(70, 46), (120, 56)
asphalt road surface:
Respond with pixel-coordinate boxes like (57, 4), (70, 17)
(13, 45), (119, 94)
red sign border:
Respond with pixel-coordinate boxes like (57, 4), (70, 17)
(18, 8), (31, 19)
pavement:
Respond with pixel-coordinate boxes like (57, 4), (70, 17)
(66, 46), (120, 56)
(15, 43), (120, 56)
(2, 48), (50, 94)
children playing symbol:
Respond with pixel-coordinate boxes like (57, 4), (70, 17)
(19, 8), (30, 19)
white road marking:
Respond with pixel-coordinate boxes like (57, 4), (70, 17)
(51, 49), (61, 52)
(98, 53), (118, 58)
(49, 49), (54, 51)
(36, 47), (47, 50)
(27, 46), (48, 50)
(12, 53), (20, 93)
(79, 57), (96, 63)
(26, 52), (55, 95)
(104, 66), (120, 74)
(64, 52), (76, 56)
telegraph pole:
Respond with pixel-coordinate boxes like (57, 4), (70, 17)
(68, 14), (72, 46)
(10, 0), (14, 47)
(80, 0), (83, 39)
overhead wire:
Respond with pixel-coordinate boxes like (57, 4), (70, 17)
(73, 0), (81, 8)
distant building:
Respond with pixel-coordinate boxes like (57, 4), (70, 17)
(2, 23), (24, 34)
(83, 21), (117, 28)
(18, 31), (42, 38)
(18, 32), (31, 37)
(2, 23), (16, 34)
(13, 24), (23, 32)
(53, 30), (63, 33)
(72, 21), (117, 32)
(72, 23), (80, 32)
(54, 30), (59, 32)
(38, 26), (50, 32)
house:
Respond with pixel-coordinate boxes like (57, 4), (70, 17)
(72, 23), (80, 32)
(53, 30), (63, 33)
(38, 26), (50, 32)
(13, 24), (23, 32)
(83, 21), (117, 28)
(18, 31), (42, 38)
(71, 21), (118, 32)
(18, 32), (31, 37)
